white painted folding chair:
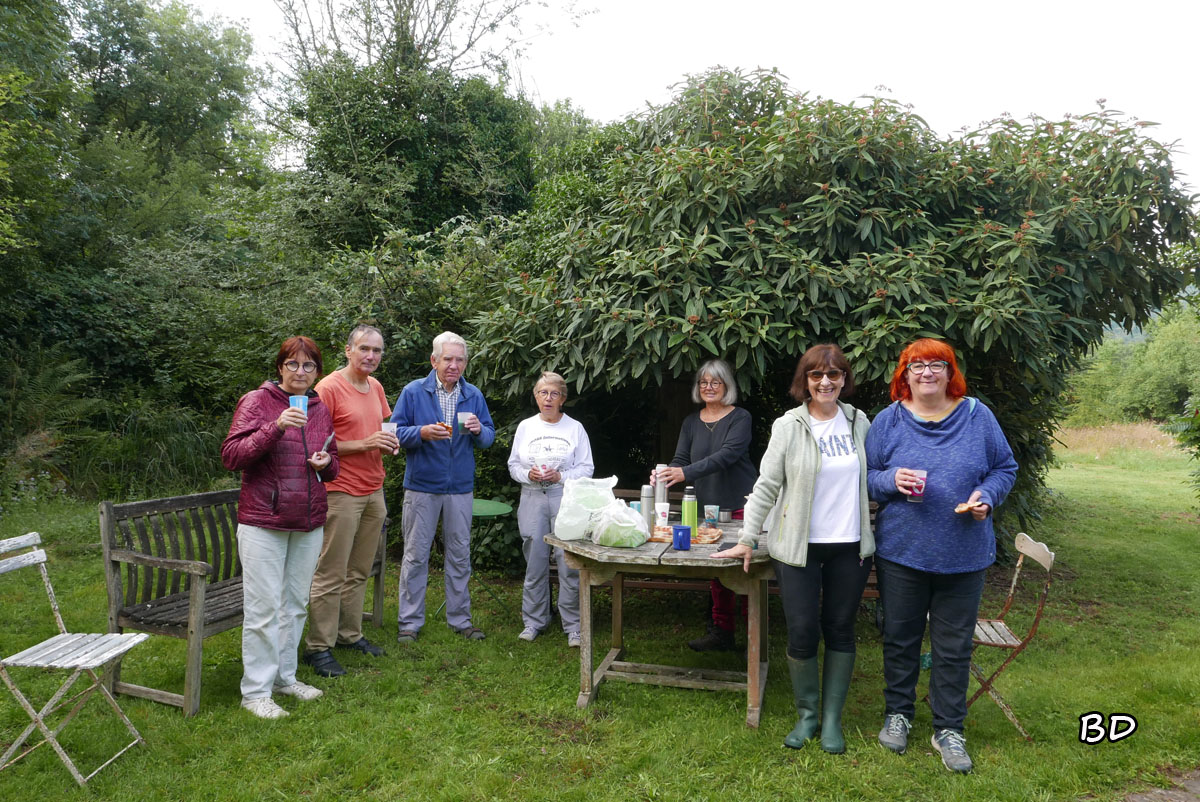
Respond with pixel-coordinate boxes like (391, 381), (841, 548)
(0, 532), (149, 787)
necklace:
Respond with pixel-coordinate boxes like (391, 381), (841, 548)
(702, 419), (718, 432)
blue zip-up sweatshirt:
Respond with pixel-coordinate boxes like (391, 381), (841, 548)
(865, 397), (1017, 573)
(391, 370), (495, 494)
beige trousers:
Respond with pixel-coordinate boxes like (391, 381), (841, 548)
(304, 489), (386, 652)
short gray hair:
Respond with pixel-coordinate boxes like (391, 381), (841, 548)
(431, 331), (469, 362)
(347, 324), (383, 348)
(691, 359), (738, 405)
(533, 371), (568, 402)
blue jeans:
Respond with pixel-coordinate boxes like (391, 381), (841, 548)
(877, 557), (985, 732)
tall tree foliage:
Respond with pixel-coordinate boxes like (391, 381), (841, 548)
(289, 56), (535, 247)
(470, 69), (1197, 525)
(9, 0), (266, 382)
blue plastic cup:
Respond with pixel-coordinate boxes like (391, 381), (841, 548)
(289, 395), (308, 414)
(672, 524), (691, 551)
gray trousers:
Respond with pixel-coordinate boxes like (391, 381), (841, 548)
(518, 485), (579, 634)
(398, 490), (474, 632)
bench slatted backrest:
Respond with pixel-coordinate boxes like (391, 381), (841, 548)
(104, 490), (242, 608)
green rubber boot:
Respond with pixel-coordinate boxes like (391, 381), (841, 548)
(783, 656), (820, 749)
(820, 650), (856, 754)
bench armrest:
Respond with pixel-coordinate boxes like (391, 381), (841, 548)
(108, 549), (215, 578)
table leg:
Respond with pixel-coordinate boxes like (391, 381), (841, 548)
(745, 577), (767, 728)
(611, 573), (624, 650)
(577, 568), (595, 709)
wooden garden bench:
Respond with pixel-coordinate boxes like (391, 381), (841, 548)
(99, 489), (386, 716)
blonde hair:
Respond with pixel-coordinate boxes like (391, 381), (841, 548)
(533, 371), (568, 401)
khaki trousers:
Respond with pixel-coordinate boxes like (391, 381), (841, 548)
(304, 489), (386, 652)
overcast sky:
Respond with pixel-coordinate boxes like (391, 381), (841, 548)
(195, 0), (1199, 195)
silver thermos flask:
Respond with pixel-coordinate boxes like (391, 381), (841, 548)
(653, 464), (669, 505)
(640, 484), (655, 532)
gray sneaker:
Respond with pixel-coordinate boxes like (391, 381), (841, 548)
(878, 713), (911, 754)
(931, 729), (973, 773)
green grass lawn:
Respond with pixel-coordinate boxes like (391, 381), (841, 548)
(1, 424), (1198, 801)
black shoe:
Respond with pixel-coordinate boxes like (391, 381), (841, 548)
(687, 625), (736, 652)
(302, 649), (346, 677)
(337, 637), (385, 657)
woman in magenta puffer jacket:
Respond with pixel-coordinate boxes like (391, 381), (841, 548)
(221, 336), (339, 719)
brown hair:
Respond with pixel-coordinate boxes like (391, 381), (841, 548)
(788, 344), (855, 403)
(274, 336), (324, 378)
(888, 338), (967, 401)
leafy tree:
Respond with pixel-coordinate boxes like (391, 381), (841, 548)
(3, 0), (267, 383)
(470, 68), (1197, 526)
(531, 98), (599, 182)
(1066, 308), (1200, 426)
(0, 0), (73, 305)
(288, 57), (535, 247)
(278, 0), (556, 76)
(71, 0), (261, 177)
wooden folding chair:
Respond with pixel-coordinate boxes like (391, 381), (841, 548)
(969, 532), (1055, 741)
(1, 532), (149, 787)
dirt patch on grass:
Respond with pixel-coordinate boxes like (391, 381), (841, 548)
(1121, 766), (1200, 801)
(513, 711), (596, 744)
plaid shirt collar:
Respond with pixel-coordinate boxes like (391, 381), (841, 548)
(434, 379), (460, 423)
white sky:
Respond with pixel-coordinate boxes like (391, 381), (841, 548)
(196, 0), (1199, 196)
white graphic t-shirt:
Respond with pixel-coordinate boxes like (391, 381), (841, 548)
(807, 408), (861, 543)
(507, 414), (594, 487)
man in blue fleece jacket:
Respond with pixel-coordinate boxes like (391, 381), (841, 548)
(391, 332), (495, 642)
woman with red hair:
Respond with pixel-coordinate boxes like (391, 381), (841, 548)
(865, 338), (1017, 773)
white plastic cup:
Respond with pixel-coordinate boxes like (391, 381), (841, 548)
(457, 411), (471, 434)
(907, 470), (928, 503)
(381, 422), (397, 435)
(655, 502), (670, 529)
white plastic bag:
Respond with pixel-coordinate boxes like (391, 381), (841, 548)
(591, 499), (649, 548)
(555, 476), (618, 540)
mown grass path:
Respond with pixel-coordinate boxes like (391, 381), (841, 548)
(0, 424), (1197, 800)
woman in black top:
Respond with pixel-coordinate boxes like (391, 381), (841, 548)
(654, 358), (757, 650)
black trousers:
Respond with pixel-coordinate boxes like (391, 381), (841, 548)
(773, 542), (873, 660)
(877, 556), (986, 732)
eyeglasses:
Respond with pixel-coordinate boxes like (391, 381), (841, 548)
(907, 361), (950, 375)
(807, 369), (845, 381)
(697, 380), (724, 389)
(535, 390), (562, 400)
(284, 360), (318, 374)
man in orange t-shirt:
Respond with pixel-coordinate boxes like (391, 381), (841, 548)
(302, 325), (398, 678)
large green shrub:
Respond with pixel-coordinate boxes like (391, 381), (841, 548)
(470, 68), (1197, 530)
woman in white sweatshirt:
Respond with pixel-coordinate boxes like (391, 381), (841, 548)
(507, 371), (594, 646)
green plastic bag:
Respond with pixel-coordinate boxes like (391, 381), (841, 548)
(591, 500), (649, 548)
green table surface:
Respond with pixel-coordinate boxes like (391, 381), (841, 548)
(471, 498), (513, 518)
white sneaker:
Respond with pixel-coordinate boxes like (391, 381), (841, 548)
(567, 632), (581, 648)
(241, 697), (289, 719)
(518, 627), (539, 642)
(274, 681), (323, 701)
